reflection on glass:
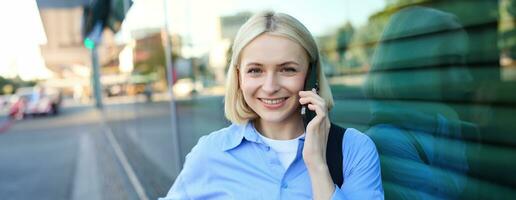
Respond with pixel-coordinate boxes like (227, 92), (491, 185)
(364, 6), (476, 199)
(499, 0), (516, 81)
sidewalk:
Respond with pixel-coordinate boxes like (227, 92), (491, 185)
(63, 85), (226, 108)
(100, 91), (229, 199)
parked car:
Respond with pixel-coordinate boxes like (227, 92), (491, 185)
(9, 86), (62, 119)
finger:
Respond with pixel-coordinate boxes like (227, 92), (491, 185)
(299, 91), (324, 103)
(308, 103), (327, 119)
(306, 105), (326, 132)
(299, 96), (321, 106)
(299, 91), (325, 104)
(306, 104), (331, 133)
(299, 96), (326, 110)
(298, 90), (320, 97)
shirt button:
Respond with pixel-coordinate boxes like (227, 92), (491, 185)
(265, 146), (271, 151)
(281, 183), (288, 189)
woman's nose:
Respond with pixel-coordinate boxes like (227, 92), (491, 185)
(261, 73), (281, 93)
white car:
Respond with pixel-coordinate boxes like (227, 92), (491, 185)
(10, 87), (61, 119)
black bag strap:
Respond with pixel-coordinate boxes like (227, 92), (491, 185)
(326, 123), (346, 187)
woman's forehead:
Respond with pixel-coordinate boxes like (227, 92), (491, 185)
(240, 33), (309, 65)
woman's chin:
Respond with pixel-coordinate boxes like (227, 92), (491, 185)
(256, 114), (285, 123)
(256, 111), (299, 124)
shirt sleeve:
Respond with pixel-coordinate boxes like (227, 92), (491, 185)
(331, 131), (384, 200)
(159, 136), (209, 200)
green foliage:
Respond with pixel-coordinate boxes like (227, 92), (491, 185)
(0, 76), (36, 95)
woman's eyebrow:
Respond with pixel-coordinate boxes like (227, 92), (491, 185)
(245, 62), (263, 67)
(244, 61), (300, 68)
(278, 61), (300, 66)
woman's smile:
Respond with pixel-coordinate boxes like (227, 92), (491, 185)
(259, 97), (289, 109)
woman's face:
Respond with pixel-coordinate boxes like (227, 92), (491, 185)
(239, 33), (309, 124)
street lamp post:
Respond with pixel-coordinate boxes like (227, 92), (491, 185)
(162, 0), (183, 175)
(84, 23), (104, 109)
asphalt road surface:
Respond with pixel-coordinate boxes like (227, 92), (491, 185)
(0, 95), (229, 200)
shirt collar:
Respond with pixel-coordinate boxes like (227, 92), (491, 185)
(222, 121), (262, 151)
(222, 121), (306, 151)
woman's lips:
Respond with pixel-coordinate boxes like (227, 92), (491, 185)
(259, 97), (288, 109)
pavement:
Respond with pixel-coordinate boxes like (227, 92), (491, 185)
(0, 91), (229, 200)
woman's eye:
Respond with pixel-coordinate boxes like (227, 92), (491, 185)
(281, 67), (297, 73)
(247, 68), (262, 74)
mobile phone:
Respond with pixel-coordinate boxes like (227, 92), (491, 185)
(301, 63), (319, 129)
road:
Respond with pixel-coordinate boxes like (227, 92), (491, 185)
(0, 95), (229, 200)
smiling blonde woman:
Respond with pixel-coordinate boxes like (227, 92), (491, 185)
(160, 11), (383, 200)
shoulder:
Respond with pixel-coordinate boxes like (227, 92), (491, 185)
(166, 124), (244, 198)
(342, 128), (380, 169)
(188, 123), (243, 156)
(343, 128), (377, 150)
(179, 124), (243, 174)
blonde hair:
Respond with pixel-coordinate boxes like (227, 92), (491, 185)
(224, 10), (334, 124)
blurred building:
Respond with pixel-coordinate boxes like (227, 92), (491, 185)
(126, 29), (182, 94)
(36, 0), (119, 101)
(219, 12), (252, 40)
(209, 12), (252, 85)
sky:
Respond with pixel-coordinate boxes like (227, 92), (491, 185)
(124, 0), (386, 35)
(122, 0), (386, 57)
(220, 0), (386, 35)
(0, 0), (386, 80)
(0, 0), (52, 81)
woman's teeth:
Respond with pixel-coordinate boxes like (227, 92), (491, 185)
(260, 97), (287, 105)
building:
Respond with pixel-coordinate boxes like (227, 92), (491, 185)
(208, 12), (252, 85)
(36, 0), (119, 100)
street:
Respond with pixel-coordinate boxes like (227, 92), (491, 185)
(0, 95), (229, 200)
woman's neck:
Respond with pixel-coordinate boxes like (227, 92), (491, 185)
(254, 115), (305, 140)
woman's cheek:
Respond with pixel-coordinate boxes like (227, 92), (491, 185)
(292, 76), (307, 91)
(241, 79), (261, 95)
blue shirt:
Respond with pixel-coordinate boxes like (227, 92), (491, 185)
(160, 122), (384, 200)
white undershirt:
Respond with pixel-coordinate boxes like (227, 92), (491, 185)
(258, 133), (306, 169)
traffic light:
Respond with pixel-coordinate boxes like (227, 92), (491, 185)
(82, 0), (110, 40)
(82, 0), (132, 42)
(84, 38), (95, 49)
(106, 0), (132, 32)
